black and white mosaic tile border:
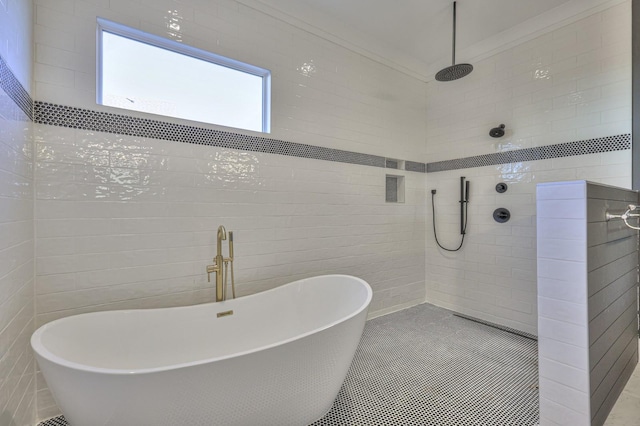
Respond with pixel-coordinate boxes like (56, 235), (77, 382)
(405, 160), (427, 173)
(426, 134), (631, 173)
(0, 44), (625, 176)
(0, 54), (33, 120)
(37, 417), (66, 426)
(34, 100), (631, 175)
(34, 101), (405, 171)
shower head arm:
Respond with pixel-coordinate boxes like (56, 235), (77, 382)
(452, 1), (457, 66)
(434, 1), (473, 81)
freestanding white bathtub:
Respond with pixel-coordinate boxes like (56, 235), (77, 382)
(31, 275), (372, 426)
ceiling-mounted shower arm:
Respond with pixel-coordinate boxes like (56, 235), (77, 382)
(451, 1), (457, 66)
(435, 1), (473, 82)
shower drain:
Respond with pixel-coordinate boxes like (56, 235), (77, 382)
(311, 304), (538, 426)
(37, 304), (538, 426)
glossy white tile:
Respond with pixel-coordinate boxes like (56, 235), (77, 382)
(427, 1), (631, 331)
(0, 3), (34, 426)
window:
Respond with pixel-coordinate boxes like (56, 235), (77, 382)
(97, 18), (271, 133)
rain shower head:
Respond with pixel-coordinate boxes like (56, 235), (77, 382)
(489, 124), (506, 138)
(435, 2), (473, 82)
(435, 64), (474, 82)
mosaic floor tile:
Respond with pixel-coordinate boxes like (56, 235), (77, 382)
(37, 303), (538, 426)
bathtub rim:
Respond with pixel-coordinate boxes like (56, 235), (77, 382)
(31, 274), (372, 376)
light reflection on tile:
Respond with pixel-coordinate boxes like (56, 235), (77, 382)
(165, 9), (184, 42)
(297, 60), (316, 77)
(110, 168), (140, 185)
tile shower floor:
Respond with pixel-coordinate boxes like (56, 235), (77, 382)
(38, 303), (539, 426)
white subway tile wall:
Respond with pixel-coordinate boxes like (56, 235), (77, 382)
(425, 1), (632, 334)
(32, 0), (428, 419)
(33, 124), (427, 419)
(427, 2), (631, 162)
(34, 125), (427, 324)
(537, 180), (590, 426)
(0, 93), (35, 426)
(33, 0), (427, 161)
(0, 2), (34, 426)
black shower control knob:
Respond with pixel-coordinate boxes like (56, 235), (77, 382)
(496, 183), (508, 193)
(493, 208), (511, 223)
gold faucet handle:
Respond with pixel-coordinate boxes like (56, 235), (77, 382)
(206, 264), (217, 282)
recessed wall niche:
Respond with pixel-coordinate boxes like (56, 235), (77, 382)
(385, 175), (405, 203)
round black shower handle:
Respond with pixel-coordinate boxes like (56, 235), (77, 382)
(493, 208), (511, 223)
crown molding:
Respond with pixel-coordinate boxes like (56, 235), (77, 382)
(431, 0), (629, 80)
(235, 0), (627, 82)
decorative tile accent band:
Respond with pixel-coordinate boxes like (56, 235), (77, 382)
(34, 101), (401, 170)
(426, 134), (631, 173)
(0, 55), (33, 120)
(0, 39), (624, 177)
(37, 417), (66, 426)
(406, 161), (427, 173)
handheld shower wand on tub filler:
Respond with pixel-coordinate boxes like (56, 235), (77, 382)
(206, 225), (236, 302)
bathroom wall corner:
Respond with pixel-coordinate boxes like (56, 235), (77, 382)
(0, 0), (35, 425)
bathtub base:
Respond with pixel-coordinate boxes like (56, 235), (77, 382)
(33, 275), (371, 426)
(38, 317), (361, 426)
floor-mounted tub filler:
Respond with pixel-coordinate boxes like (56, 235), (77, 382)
(31, 275), (372, 426)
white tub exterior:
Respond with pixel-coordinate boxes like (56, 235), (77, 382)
(31, 275), (372, 426)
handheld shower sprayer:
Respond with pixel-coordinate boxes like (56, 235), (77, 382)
(465, 180), (470, 202)
(459, 177), (470, 235)
(432, 176), (470, 251)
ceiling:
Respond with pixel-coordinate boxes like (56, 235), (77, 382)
(237, 0), (623, 81)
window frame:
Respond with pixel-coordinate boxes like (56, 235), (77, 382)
(96, 18), (271, 133)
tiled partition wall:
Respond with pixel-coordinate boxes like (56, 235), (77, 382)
(586, 184), (638, 426)
(425, 1), (632, 334)
(32, 0), (427, 420)
(536, 180), (639, 426)
(0, 0), (35, 425)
